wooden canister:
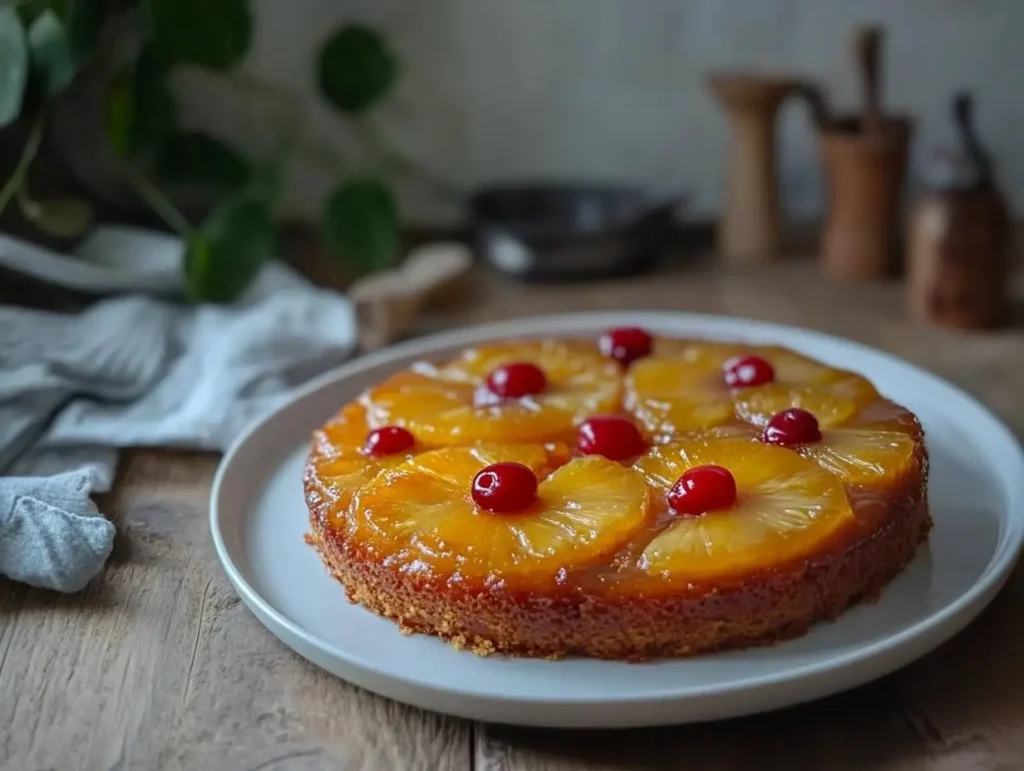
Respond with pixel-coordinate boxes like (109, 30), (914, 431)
(818, 116), (913, 279)
(907, 190), (1009, 328)
(906, 93), (1010, 329)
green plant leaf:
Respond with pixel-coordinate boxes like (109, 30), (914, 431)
(103, 67), (133, 155)
(157, 132), (250, 192)
(16, 187), (94, 237)
(130, 46), (176, 158)
(0, 7), (28, 128)
(16, 1), (53, 26)
(148, 0), (251, 71)
(103, 45), (177, 160)
(321, 177), (399, 272)
(318, 24), (397, 115)
(184, 196), (275, 303)
(27, 9), (76, 95)
(19, 0), (107, 100)
(66, 0), (107, 60)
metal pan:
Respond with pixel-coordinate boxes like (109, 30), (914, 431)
(469, 183), (685, 281)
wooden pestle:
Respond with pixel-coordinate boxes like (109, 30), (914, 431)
(794, 81), (834, 131)
(855, 25), (884, 136)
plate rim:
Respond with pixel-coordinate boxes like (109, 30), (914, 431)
(210, 310), (1024, 718)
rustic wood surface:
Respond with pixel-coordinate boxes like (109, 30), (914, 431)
(3, 253), (1024, 771)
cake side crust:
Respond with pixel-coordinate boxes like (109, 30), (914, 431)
(306, 467), (931, 661)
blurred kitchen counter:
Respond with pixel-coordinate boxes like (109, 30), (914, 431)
(2, 253), (1024, 770)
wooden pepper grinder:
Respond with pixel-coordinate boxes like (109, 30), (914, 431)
(706, 72), (798, 264)
(907, 92), (1010, 329)
(818, 25), (913, 279)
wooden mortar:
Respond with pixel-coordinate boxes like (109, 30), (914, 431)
(817, 25), (913, 280)
(818, 116), (913, 279)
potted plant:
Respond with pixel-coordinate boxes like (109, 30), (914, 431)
(0, 0), (459, 302)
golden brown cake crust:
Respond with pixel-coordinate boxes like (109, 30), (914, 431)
(303, 337), (932, 660)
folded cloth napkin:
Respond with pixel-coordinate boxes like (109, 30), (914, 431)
(0, 232), (357, 592)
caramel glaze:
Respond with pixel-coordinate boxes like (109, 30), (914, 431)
(311, 400), (923, 595)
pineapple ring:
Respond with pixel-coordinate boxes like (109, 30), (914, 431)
(626, 342), (868, 436)
(349, 445), (650, 579)
(634, 438), (855, 580)
(363, 340), (622, 445)
(626, 342), (748, 435)
(732, 374), (880, 430)
(305, 402), (418, 526)
(797, 428), (918, 486)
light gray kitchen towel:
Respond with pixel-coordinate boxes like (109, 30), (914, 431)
(0, 244), (357, 592)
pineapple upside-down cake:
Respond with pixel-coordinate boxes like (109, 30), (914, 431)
(304, 327), (930, 660)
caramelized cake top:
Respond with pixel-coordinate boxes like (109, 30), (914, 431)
(305, 332), (926, 597)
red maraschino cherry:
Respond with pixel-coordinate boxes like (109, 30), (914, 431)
(723, 355), (775, 388)
(668, 465), (738, 516)
(576, 416), (647, 461)
(486, 362), (547, 398)
(762, 408), (822, 446)
(364, 426), (415, 457)
(472, 462), (538, 513)
(599, 326), (653, 367)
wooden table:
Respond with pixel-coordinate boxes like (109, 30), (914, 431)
(3, 256), (1024, 770)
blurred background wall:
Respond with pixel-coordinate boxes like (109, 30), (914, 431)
(174, 0), (1023, 225)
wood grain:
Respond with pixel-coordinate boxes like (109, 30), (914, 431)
(3, 253), (1024, 770)
(0, 451), (471, 771)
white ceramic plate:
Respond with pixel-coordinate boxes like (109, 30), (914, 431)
(210, 312), (1024, 728)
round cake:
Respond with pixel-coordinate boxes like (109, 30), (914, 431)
(304, 328), (931, 660)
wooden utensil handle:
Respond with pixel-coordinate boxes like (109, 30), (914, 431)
(854, 25), (884, 133)
(794, 81), (832, 130)
(952, 90), (994, 187)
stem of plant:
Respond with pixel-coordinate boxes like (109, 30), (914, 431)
(0, 113), (45, 220)
(228, 69), (306, 160)
(226, 68), (462, 202)
(227, 69), (322, 210)
(228, 70), (303, 117)
(14, 183), (39, 217)
(293, 131), (348, 177)
(351, 118), (463, 202)
(126, 167), (193, 238)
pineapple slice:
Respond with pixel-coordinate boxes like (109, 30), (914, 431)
(306, 402), (418, 522)
(350, 444), (649, 579)
(634, 438), (854, 580)
(756, 346), (852, 383)
(363, 340), (622, 445)
(797, 427), (918, 486)
(726, 345), (881, 428)
(626, 342), (749, 435)
(732, 374), (879, 429)
(626, 341), (858, 436)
